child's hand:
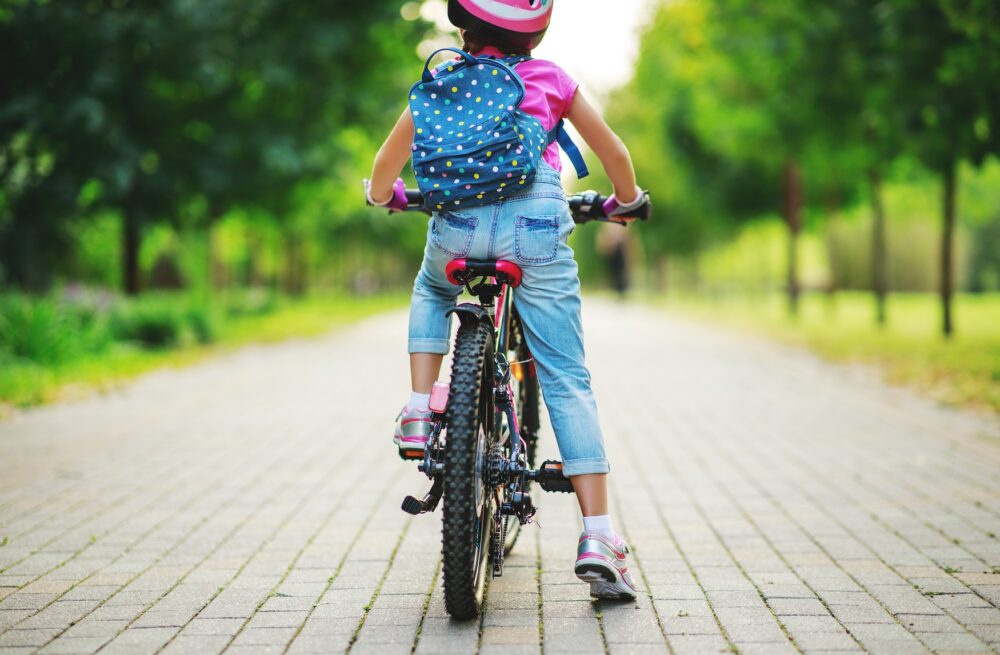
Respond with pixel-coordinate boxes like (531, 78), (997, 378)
(364, 178), (409, 212)
(603, 186), (649, 221)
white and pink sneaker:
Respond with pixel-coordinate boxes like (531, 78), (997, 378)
(575, 531), (639, 600)
(393, 406), (434, 458)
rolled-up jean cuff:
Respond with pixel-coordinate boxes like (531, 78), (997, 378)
(562, 457), (611, 476)
(408, 337), (450, 355)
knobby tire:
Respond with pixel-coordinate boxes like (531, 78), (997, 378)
(442, 319), (495, 619)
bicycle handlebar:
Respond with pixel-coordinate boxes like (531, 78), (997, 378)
(385, 187), (651, 225)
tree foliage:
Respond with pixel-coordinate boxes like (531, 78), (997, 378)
(611, 0), (1000, 332)
(0, 0), (425, 292)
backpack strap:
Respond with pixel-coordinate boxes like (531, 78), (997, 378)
(489, 55), (589, 179)
(547, 119), (589, 179)
(501, 55), (532, 67)
(421, 47), (479, 82)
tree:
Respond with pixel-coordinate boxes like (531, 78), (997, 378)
(803, 0), (904, 327)
(690, 0), (847, 314)
(0, 1), (425, 294)
(605, 0), (777, 292)
(877, 0), (1000, 336)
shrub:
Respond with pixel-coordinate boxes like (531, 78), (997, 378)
(224, 289), (279, 318)
(0, 295), (82, 365)
(184, 303), (218, 344)
(111, 299), (184, 348)
(110, 295), (219, 348)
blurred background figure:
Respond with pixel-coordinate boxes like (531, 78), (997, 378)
(596, 222), (633, 299)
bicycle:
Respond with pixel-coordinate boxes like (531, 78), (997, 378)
(375, 186), (650, 619)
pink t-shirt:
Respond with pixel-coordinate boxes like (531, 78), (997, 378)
(472, 47), (579, 172)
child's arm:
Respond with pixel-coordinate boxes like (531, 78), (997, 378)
(368, 107), (415, 204)
(565, 91), (639, 204)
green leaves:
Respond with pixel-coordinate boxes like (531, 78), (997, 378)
(0, 1), (428, 291)
(612, 0), (1000, 257)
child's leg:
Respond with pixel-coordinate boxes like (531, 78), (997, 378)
(571, 473), (608, 517)
(512, 255), (611, 515)
(410, 354), (444, 394)
(405, 234), (463, 404)
(515, 254), (639, 597)
(395, 234), (463, 449)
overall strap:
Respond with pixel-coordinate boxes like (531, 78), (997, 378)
(547, 119), (589, 179)
(501, 55), (532, 67)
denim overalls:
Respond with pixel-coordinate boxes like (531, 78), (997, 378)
(407, 161), (609, 476)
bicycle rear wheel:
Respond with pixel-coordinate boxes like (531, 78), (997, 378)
(442, 319), (496, 620)
(503, 311), (539, 555)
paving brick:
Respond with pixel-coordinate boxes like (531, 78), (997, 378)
(36, 636), (109, 654)
(732, 642), (798, 655)
(915, 630), (988, 651)
(896, 612), (966, 633)
(158, 634), (230, 654)
(661, 615), (719, 635)
(61, 620), (127, 639)
(286, 634), (352, 654)
(229, 626), (297, 646)
(668, 634), (730, 653)
(101, 626), (177, 653)
(0, 629), (62, 647)
(768, 597), (828, 616)
(789, 629), (859, 651)
(542, 626), (604, 653)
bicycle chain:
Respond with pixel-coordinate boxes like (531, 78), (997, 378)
(488, 441), (506, 575)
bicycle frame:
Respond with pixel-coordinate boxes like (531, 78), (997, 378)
(446, 264), (527, 475)
(491, 279), (538, 528)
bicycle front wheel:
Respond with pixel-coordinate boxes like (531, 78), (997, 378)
(441, 319), (495, 620)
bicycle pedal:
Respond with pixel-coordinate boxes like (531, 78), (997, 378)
(401, 495), (426, 515)
(536, 460), (575, 493)
(399, 449), (425, 461)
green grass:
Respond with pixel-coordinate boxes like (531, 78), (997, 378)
(0, 292), (406, 415)
(660, 291), (1000, 415)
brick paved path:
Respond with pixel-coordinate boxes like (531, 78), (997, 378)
(1, 300), (998, 655)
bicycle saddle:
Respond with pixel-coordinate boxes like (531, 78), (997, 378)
(446, 258), (523, 288)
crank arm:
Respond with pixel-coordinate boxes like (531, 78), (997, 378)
(401, 476), (444, 515)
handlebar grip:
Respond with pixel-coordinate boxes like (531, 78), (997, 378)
(567, 191), (609, 224)
(405, 189), (424, 205)
(566, 190), (652, 224)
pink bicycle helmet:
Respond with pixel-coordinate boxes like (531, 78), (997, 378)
(448, 0), (554, 50)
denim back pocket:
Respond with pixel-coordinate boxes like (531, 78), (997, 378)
(514, 215), (560, 264)
(430, 211), (478, 258)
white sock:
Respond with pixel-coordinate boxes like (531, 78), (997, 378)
(407, 392), (431, 413)
(582, 514), (616, 540)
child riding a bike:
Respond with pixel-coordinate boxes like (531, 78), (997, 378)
(366, 0), (649, 602)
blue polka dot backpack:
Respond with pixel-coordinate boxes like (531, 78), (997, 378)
(409, 47), (588, 212)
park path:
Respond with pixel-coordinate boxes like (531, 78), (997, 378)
(1, 299), (998, 655)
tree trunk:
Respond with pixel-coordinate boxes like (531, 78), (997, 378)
(209, 226), (227, 290)
(248, 231), (265, 287)
(283, 233), (306, 296)
(869, 169), (888, 328)
(656, 255), (670, 297)
(782, 160), (802, 316)
(941, 162), (957, 338)
(123, 209), (141, 296)
(823, 187), (842, 319)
